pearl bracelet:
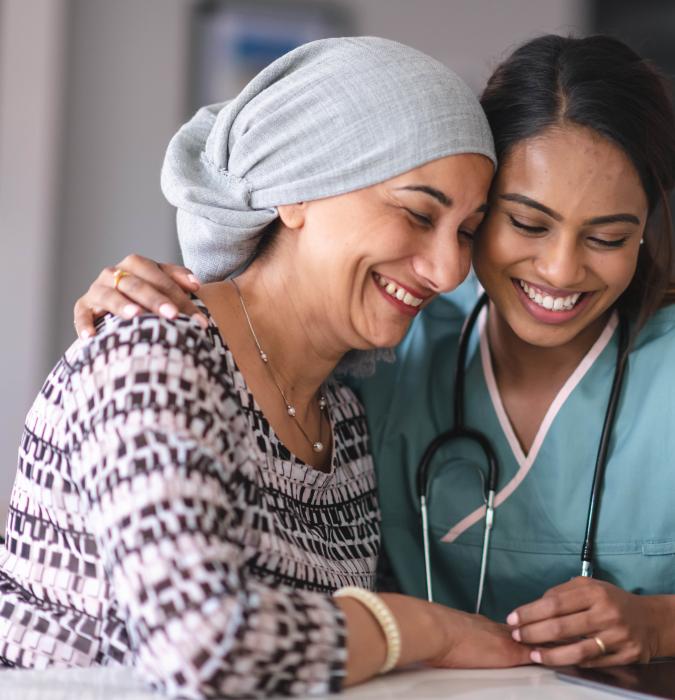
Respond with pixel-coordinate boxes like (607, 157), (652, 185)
(334, 586), (402, 674)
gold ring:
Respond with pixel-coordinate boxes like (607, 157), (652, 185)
(112, 268), (129, 290)
(593, 636), (607, 655)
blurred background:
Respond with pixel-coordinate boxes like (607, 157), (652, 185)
(1, 0), (673, 523)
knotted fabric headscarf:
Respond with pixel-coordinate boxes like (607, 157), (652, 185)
(161, 36), (496, 283)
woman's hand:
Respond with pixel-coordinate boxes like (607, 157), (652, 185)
(341, 595), (530, 688)
(428, 607), (531, 669)
(507, 577), (669, 667)
(74, 254), (208, 339)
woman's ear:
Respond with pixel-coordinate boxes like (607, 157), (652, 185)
(277, 203), (306, 230)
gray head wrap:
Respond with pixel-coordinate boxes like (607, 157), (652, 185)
(161, 36), (495, 375)
(161, 36), (495, 282)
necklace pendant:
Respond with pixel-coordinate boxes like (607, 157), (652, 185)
(260, 351), (269, 363)
(312, 441), (324, 453)
(287, 405), (296, 417)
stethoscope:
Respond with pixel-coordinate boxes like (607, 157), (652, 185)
(416, 292), (630, 613)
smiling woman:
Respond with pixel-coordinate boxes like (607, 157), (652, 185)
(363, 33), (675, 670)
(0, 36), (533, 699)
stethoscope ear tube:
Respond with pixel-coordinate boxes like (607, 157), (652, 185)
(417, 294), (499, 611)
(580, 313), (630, 576)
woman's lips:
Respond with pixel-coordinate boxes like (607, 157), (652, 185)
(373, 272), (429, 317)
(512, 278), (594, 325)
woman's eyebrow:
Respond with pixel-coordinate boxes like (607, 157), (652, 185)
(396, 185), (453, 207)
(499, 192), (562, 220)
(500, 193), (641, 226)
(582, 213), (641, 226)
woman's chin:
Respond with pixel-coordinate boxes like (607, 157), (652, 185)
(363, 325), (410, 350)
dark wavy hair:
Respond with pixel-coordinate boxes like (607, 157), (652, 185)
(481, 34), (675, 328)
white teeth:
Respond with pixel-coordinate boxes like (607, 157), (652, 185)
(518, 279), (583, 312)
(375, 273), (424, 308)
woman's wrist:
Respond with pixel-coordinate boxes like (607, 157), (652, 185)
(378, 594), (449, 668)
(645, 595), (675, 658)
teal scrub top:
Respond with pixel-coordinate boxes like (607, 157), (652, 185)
(355, 281), (675, 622)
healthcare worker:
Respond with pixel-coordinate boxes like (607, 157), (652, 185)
(73, 35), (675, 669)
(360, 34), (675, 668)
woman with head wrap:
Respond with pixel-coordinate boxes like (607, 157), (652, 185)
(76, 34), (675, 670)
(1, 38), (526, 697)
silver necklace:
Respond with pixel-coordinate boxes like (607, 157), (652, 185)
(231, 278), (327, 453)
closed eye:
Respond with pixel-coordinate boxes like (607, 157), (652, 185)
(509, 214), (547, 234)
(588, 236), (629, 249)
(406, 208), (433, 227)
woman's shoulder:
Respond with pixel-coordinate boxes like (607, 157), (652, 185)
(632, 302), (675, 353)
(63, 309), (226, 400)
(78, 297), (218, 360)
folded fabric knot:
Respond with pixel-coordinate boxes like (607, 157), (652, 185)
(199, 152), (252, 208)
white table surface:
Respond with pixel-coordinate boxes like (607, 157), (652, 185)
(0, 665), (613, 700)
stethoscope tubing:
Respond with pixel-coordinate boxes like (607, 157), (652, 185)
(580, 311), (630, 576)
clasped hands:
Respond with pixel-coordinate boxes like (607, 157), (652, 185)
(506, 577), (662, 667)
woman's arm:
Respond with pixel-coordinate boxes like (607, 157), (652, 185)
(507, 577), (675, 667)
(66, 313), (528, 697)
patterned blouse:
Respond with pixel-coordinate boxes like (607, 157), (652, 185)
(0, 303), (380, 697)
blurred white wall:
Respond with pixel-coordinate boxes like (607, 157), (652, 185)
(0, 0), (589, 524)
(0, 0), (69, 526)
(330, 0), (590, 91)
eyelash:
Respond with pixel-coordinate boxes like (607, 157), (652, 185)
(406, 209), (476, 241)
(406, 208), (433, 227)
(589, 237), (629, 249)
(509, 215), (630, 249)
(508, 215), (547, 234)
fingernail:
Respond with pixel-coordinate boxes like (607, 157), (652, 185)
(159, 303), (178, 319)
(80, 329), (92, 340)
(511, 629), (521, 642)
(530, 651), (542, 664)
(123, 304), (140, 318)
(187, 274), (200, 287)
(506, 612), (519, 626)
(192, 313), (208, 329)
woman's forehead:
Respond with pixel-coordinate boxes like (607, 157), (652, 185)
(493, 126), (647, 217)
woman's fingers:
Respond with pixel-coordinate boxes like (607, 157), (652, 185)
(114, 257), (205, 320)
(157, 261), (201, 291)
(74, 287), (140, 339)
(508, 586), (591, 629)
(73, 300), (97, 340)
(73, 255), (209, 340)
(512, 610), (592, 645)
(530, 636), (608, 666)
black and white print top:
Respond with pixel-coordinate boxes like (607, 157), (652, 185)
(0, 303), (380, 698)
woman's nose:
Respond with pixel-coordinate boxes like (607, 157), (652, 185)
(534, 236), (585, 289)
(413, 232), (472, 293)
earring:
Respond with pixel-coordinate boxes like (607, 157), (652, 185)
(640, 238), (645, 245)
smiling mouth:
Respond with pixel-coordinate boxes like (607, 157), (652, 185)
(373, 273), (425, 308)
(516, 279), (587, 312)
